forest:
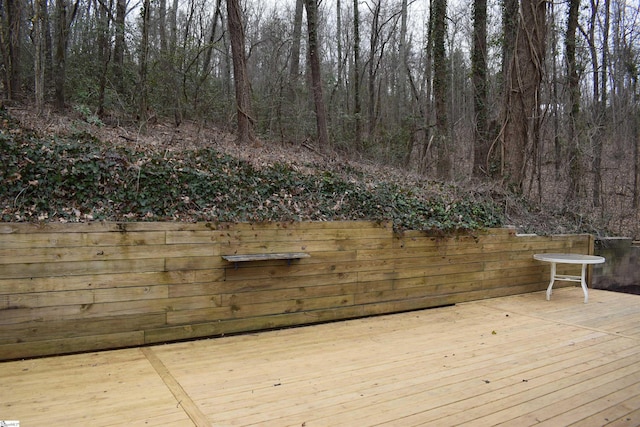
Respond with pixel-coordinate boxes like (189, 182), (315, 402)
(0, 0), (638, 238)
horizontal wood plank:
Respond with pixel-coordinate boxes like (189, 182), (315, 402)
(0, 222), (591, 360)
(5, 289), (637, 426)
(221, 252), (310, 262)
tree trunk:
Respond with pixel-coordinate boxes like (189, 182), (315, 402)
(42, 0), (52, 85)
(501, 0), (547, 192)
(565, 0), (581, 201)
(367, 0), (380, 137)
(172, 0), (184, 126)
(284, 0), (304, 138)
(335, 0), (343, 97)
(289, 0), (304, 86)
(138, 0), (150, 129)
(419, 3), (435, 174)
(53, 0), (67, 109)
(502, 0), (518, 83)
(96, 0), (112, 116)
(550, 0), (560, 181)
(353, 0), (362, 149)
(472, 0), (489, 176)
(432, 0), (450, 179)
(112, 0), (125, 92)
(53, 0), (78, 110)
(201, 0), (222, 78)
(634, 86), (639, 209)
(159, 0), (167, 53)
(304, 0), (330, 148)
(226, 0), (255, 144)
(195, 0), (222, 111)
(328, 0), (346, 118)
(398, 0), (408, 115)
(0, 0), (22, 100)
(34, 0), (45, 113)
(592, 0), (609, 207)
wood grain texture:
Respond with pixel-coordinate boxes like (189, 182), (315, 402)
(2, 289), (638, 426)
(222, 252), (310, 262)
(0, 222), (592, 360)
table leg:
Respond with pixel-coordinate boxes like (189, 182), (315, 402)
(580, 263), (589, 303)
(546, 262), (556, 300)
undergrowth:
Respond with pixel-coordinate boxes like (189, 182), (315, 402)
(0, 109), (504, 232)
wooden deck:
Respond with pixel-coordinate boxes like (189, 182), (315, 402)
(2, 287), (640, 426)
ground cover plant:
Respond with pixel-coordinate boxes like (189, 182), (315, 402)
(0, 107), (609, 236)
(0, 115), (499, 232)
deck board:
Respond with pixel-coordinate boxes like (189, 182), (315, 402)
(0, 348), (195, 426)
(1, 287), (640, 426)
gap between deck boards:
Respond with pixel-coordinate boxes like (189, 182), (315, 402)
(140, 347), (207, 426)
(474, 291), (640, 342)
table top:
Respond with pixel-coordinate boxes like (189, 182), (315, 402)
(533, 253), (605, 264)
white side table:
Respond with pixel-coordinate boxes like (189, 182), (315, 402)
(533, 253), (606, 303)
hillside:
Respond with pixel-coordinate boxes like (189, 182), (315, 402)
(0, 105), (611, 236)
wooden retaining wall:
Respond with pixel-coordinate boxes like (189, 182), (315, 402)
(0, 222), (593, 361)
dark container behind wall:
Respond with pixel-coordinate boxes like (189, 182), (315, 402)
(593, 237), (640, 295)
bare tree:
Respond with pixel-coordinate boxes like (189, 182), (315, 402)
(634, 82), (639, 209)
(195, 0), (223, 111)
(112, 0), (126, 93)
(34, 0), (45, 113)
(227, 0), (255, 143)
(0, 0), (23, 100)
(353, 0), (362, 149)
(159, 0), (167, 52)
(501, 0), (547, 191)
(304, 0), (329, 148)
(549, 0), (561, 181)
(565, 0), (581, 201)
(432, 0), (450, 179)
(138, 0), (151, 128)
(419, 4), (435, 174)
(367, 0), (381, 137)
(53, 0), (66, 108)
(398, 0), (408, 112)
(96, 0), (112, 116)
(201, 0), (223, 78)
(53, 0), (78, 109)
(289, 0), (304, 88)
(502, 0), (518, 85)
(173, 0), (191, 126)
(594, 0), (609, 207)
(334, 0), (344, 102)
(366, 0), (399, 142)
(472, 0), (488, 176)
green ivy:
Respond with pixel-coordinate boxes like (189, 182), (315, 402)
(0, 110), (504, 231)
